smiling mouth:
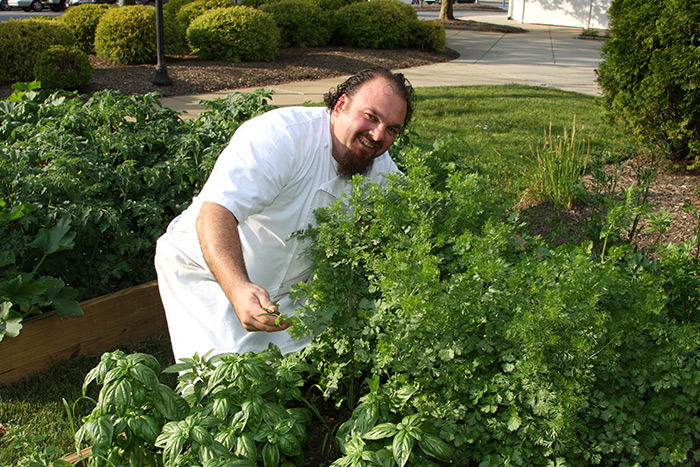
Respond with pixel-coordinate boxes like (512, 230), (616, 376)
(359, 136), (377, 150)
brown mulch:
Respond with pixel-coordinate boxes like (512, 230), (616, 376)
(0, 46), (458, 100)
(520, 158), (700, 256)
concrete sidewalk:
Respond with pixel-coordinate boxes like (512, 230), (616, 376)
(160, 8), (604, 117)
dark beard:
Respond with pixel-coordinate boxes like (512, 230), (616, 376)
(336, 151), (374, 179)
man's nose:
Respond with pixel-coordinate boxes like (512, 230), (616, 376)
(369, 124), (386, 142)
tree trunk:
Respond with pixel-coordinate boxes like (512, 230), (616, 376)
(438, 0), (454, 21)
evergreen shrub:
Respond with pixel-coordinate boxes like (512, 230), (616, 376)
(94, 5), (157, 65)
(333, 0), (416, 49)
(0, 19), (74, 84)
(597, 0), (700, 168)
(33, 45), (93, 91)
(163, 0), (195, 50)
(176, 0), (234, 34)
(306, 0), (361, 12)
(163, 0), (195, 16)
(186, 6), (280, 61)
(239, 0), (270, 8)
(410, 19), (446, 52)
(58, 3), (113, 54)
(260, 0), (332, 47)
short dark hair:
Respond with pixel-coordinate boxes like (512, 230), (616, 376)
(324, 67), (414, 133)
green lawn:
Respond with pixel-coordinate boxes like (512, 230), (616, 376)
(409, 84), (631, 195)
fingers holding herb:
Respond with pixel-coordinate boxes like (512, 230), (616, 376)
(258, 303), (299, 329)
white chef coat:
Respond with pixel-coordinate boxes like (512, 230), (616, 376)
(155, 106), (398, 362)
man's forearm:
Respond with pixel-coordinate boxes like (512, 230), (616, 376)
(196, 201), (250, 293)
(195, 201), (288, 332)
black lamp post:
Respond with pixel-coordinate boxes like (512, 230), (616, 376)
(152, 0), (172, 86)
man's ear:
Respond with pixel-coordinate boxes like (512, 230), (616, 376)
(333, 94), (347, 115)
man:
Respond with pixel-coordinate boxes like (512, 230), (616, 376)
(155, 67), (414, 362)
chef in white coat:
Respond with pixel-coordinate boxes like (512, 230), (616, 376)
(154, 67), (414, 363)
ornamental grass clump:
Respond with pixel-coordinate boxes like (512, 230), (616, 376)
(186, 6), (280, 62)
(522, 116), (590, 210)
(94, 5), (157, 65)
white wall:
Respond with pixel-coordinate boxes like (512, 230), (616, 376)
(508, 0), (611, 29)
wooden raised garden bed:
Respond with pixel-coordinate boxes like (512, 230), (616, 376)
(0, 281), (168, 384)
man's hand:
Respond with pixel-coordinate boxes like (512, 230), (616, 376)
(196, 201), (291, 333)
(231, 282), (292, 332)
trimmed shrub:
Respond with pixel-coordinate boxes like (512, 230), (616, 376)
(240, 0), (270, 7)
(33, 45), (93, 91)
(260, 0), (332, 47)
(333, 0), (417, 49)
(163, 0), (196, 50)
(410, 19), (446, 52)
(306, 0), (361, 12)
(597, 0), (700, 168)
(163, 0), (196, 16)
(186, 6), (280, 61)
(0, 19), (74, 84)
(176, 0), (234, 32)
(94, 5), (157, 65)
(58, 3), (113, 54)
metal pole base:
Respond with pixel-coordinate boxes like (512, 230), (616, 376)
(152, 66), (172, 86)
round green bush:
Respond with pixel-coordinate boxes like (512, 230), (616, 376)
(59, 3), (114, 54)
(333, 0), (417, 49)
(163, 0), (196, 16)
(597, 0), (700, 167)
(33, 45), (94, 91)
(176, 0), (234, 32)
(306, 0), (361, 12)
(94, 5), (157, 65)
(186, 6), (280, 62)
(409, 19), (446, 52)
(260, 0), (332, 47)
(0, 19), (74, 84)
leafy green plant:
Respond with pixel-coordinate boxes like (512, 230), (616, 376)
(76, 350), (190, 466)
(76, 345), (314, 466)
(682, 188), (700, 261)
(1, 87), (273, 301)
(2, 424), (74, 467)
(597, 159), (661, 261)
(0, 200), (81, 342)
(290, 138), (700, 465)
(332, 379), (454, 467)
